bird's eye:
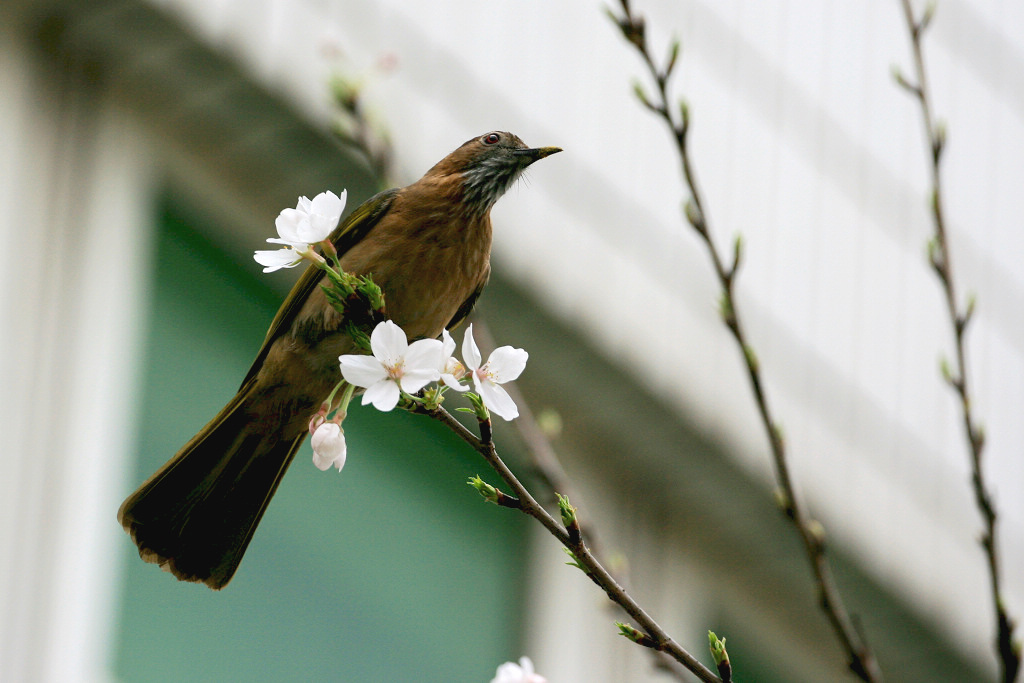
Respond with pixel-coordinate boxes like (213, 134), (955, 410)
(483, 132), (501, 145)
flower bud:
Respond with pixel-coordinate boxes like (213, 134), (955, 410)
(311, 422), (347, 472)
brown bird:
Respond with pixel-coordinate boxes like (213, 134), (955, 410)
(118, 131), (560, 589)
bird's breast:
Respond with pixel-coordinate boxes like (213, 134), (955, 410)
(339, 205), (493, 340)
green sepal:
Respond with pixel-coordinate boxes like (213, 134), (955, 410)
(467, 475), (500, 504)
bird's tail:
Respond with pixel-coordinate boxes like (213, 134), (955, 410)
(118, 380), (305, 589)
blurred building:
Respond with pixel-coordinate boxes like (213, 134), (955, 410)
(2, 0), (1021, 681)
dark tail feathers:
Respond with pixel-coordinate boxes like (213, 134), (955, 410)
(118, 382), (304, 589)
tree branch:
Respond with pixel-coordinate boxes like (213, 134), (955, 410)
(608, 2), (882, 680)
(895, 2), (1020, 680)
(470, 320), (607, 545)
(420, 404), (722, 683)
(472, 319), (694, 680)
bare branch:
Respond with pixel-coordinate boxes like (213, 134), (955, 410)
(420, 404), (722, 683)
(608, 0), (882, 679)
(895, 2), (1020, 680)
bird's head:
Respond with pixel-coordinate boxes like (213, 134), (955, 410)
(428, 131), (561, 215)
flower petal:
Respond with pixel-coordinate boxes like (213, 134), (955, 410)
(275, 207), (306, 243)
(438, 330), (464, 385)
(491, 657), (546, 683)
(444, 357), (465, 377)
(441, 373), (469, 392)
(485, 346), (528, 383)
(303, 190), (346, 242)
(370, 321), (408, 366)
(265, 237), (304, 247)
(312, 450), (335, 471)
(478, 381), (519, 421)
(362, 379), (400, 411)
(441, 329), (457, 360)
(339, 355), (387, 388)
(311, 423), (346, 461)
(491, 662), (520, 683)
(303, 216), (333, 243)
(399, 367), (441, 395)
(331, 450), (347, 472)
(311, 189), (345, 220)
(404, 338), (444, 374)
(462, 324), (482, 370)
(253, 248), (301, 272)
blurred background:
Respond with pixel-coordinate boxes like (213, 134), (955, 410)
(2, 0), (1022, 681)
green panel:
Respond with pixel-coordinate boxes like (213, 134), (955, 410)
(114, 201), (527, 682)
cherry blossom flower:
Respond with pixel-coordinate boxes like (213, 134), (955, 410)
(274, 190), (346, 245)
(462, 324), (528, 421)
(254, 190), (347, 272)
(310, 422), (347, 472)
(491, 656), (546, 683)
(439, 328), (468, 392)
(339, 321), (443, 411)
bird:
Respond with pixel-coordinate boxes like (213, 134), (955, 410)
(118, 131), (560, 589)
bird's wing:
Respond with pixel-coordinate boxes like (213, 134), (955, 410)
(445, 265), (490, 332)
(241, 187), (400, 387)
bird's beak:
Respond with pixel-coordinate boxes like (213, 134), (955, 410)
(518, 146), (563, 163)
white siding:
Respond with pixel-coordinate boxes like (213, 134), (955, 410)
(0, 20), (156, 683)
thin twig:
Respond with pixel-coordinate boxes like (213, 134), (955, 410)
(469, 321), (575, 496)
(470, 320), (603, 543)
(608, 1), (882, 680)
(473, 320), (690, 680)
(894, 2), (1020, 680)
(422, 405), (722, 683)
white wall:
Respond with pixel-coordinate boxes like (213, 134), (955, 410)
(0, 21), (155, 681)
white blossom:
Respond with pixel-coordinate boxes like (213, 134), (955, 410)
(463, 324), (528, 421)
(491, 656), (546, 683)
(339, 321), (443, 412)
(254, 190), (346, 272)
(274, 190), (346, 245)
(439, 328), (468, 392)
(311, 422), (347, 472)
